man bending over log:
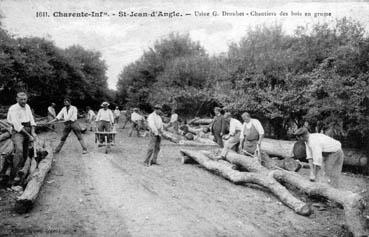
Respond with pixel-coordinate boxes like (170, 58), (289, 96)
(294, 127), (343, 188)
(239, 112), (264, 155)
(211, 107), (226, 148)
(218, 112), (243, 159)
(49, 98), (88, 154)
(7, 92), (37, 184)
(96, 102), (114, 145)
(144, 104), (163, 166)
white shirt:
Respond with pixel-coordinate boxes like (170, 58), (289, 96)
(114, 109), (120, 118)
(229, 118), (243, 136)
(240, 118), (264, 138)
(147, 112), (163, 135)
(170, 113), (178, 123)
(7, 103), (36, 132)
(305, 133), (342, 166)
(96, 109), (114, 123)
(56, 106), (78, 122)
(87, 110), (96, 120)
(131, 112), (143, 122)
(48, 106), (56, 117)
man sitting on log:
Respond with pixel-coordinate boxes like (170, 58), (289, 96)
(129, 108), (144, 137)
(96, 102), (114, 145)
(218, 112), (243, 159)
(49, 98), (88, 154)
(239, 112), (264, 155)
(211, 107), (226, 148)
(144, 104), (163, 166)
(294, 127), (344, 187)
(7, 92), (37, 184)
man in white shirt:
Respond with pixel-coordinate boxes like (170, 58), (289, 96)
(219, 112), (243, 158)
(7, 92), (37, 183)
(96, 102), (114, 144)
(47, 103), (56, 121)
(144, 104), (163, 166)
(169, 108), (179, 134)
(129, 108), (144, 137)
(49, 98), (88, 154)
(239, 112), (264, 154)
(294, 127), (343, 187)
(86, 106), (96, 131)
(114, 106), (120, 125)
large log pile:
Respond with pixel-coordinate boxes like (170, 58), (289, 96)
(262, 138), (368, 167)
(180, 149), (369, 237)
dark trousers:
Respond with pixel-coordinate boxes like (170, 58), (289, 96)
(61, 121), (83, 141)
(213, 132), (224, 148)
(11, 126), (31, 177)
(129, 121), (140, 137)
(98, 120), (112, 143)
(144, 133), (161, 164)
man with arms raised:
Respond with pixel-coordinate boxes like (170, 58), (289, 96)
(7, 92), (37, 183)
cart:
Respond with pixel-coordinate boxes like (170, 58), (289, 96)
(94, 126), (117, 154)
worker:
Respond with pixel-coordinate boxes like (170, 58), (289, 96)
(211, 107), (226, 148)
(129, 108), (144, 137)
(47, 103), (56, 122)
(169, 108), (179, 134)
(294, 127), (343, 187)
(96, 102), (114, 145)
(120, 108), (129, 129)
(86, 106), (96, 131)
(219, 112), (243, 158)
(144, 104), (163, 166)
(114, 106), (121, 125)
(239, 112), (264, 155)
(49, 98), (88, 154)
(7, 92), (37, 183)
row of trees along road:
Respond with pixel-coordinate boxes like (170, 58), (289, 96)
(0, 20), (115, 116)
(116, 17), (369, 152)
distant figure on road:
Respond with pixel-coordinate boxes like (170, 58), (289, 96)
(96, 102), (114, 145)
(7, 92), (37, 184)
(211, 107), (226, 148)
(169, 108), (179, 134)
(294, 127), (343, 188)
(49, 98), (88, 154)
(47, 103), (56, 122)
(86, 106), (96, 131)
(114, 106), (120, 125)
(120, 108), (129, 129)
(219, 112), (243, 158)
(144, 104), (163, 166)
(239, 112), (264, 154)
(129, 108), (144, 137)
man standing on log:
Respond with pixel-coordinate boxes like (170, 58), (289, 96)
(239, 112), (264, 155)
(7, 92), (37, 183)
(96, 102), (114, 145)
(129, 108), (144, 137)
(211, 107), (226, 148)
(219, 112), (243, 158)
(49, 98), (88, 154)
(144, 104), (163, 166)
(294, 127), (343, 187)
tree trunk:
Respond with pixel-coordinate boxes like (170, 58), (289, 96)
(162, 130), (217, 146)
(180, 149), (369, 237)
(189, 118), (213, 125)
(0, 132), (11, 142)
(15, 143), (53, 213)
(261, 138), (368, 167)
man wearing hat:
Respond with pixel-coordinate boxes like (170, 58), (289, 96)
(294, 127), (343, 187)
(219, 112), (243, 158)
(211, 107), (226, 148)
(129, 108), (144, 137)
(239, 112), (264, 154)
(96, 102), (114, 144)
(144, 104), (163, 166)
(49, 98), (88, 154)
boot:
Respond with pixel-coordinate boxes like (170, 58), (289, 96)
(54, 141), (65, 153)
(79, 139), (88, 154)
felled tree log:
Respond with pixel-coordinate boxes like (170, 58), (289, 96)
(162, 130), (217, 146)
(15, 143), (53, 213)
(181, 149), (368, 237)
(261, 138), (368, 167)
(0, 132), (11, 142)
(189, 118), (213, 125)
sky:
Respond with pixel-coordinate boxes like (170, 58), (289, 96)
(0, 0), (369, 89)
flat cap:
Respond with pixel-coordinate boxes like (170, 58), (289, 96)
(101, 101), (109, 107)
(294, 127), (309, 136)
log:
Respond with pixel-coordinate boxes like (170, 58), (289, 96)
(162, 130), (217, 146)
(189, 118), (213, 125)
(261, 138), (368, 167)
(15, 143), (53, 213)
(0, 132), (11, 142)
(183, 149), (368, 237)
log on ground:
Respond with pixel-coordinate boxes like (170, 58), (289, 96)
(15, 143), (53, 213)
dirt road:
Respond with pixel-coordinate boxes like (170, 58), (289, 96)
(1, 125), (368, 236)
